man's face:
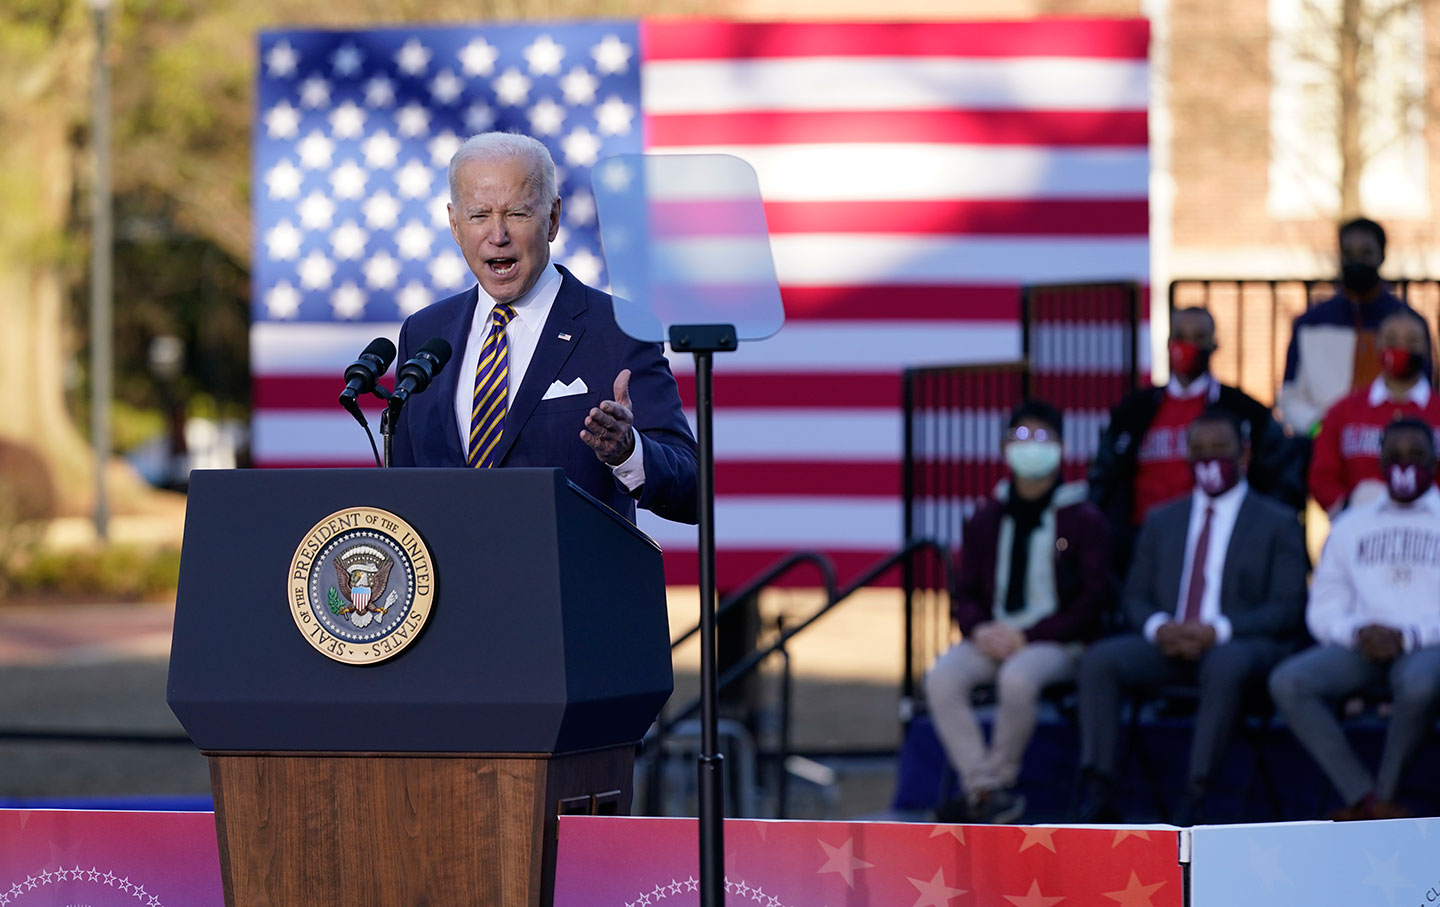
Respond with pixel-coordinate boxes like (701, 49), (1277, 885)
(1377, 315), (1428, 355)
(1187, 419), (1243, 464)
(1380, 428), (1435, 472)
(448, 155), (561, 305)
(1169, 310), (1215, 349)
(1340, 227), (1384, 268)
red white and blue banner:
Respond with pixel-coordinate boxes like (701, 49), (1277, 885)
(554, 816), (1182, 906)
(0, 810), (224, 906)
(250, 20), (1150, 586)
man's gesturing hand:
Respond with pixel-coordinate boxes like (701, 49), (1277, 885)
(581, 369), (637, 466)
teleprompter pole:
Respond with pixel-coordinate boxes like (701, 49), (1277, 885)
(669, 324), (737, 907)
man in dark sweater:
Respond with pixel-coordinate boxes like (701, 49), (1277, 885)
(1088, 306), (1305, 574)
(926, 400), (1111, 823)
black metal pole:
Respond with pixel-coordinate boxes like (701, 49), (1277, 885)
(694, 347), (725, 906)
(381, 406), (394, 468)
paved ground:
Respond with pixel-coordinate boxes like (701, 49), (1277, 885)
(0, 588), (911, 818)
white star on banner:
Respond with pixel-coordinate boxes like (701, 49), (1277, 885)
(265, 282), (301, 318)
(565, 189), (596, 226)
(263, 220), (303, 260)
(397, 280), (434, 315)
(396, 102), (431, 138)
(560, 66), (599, 106)
(493, 67), (532, 106)
(263, 100), (301, 139)
(330, 220), (368, 259)
(1246, 839), (1292, 891)
(908, 867), (969, 907)
(363, 191), (401, 229)
(363, 131), (401, 169)
(595, 95), (635, 136)
(524, 35), (566, 76)
(298, 190), (336, 229)
(264, 160), (303, 200)
(330, 160), (368, 199)
(528, 97), (566, 136)
(459, 37), (500, 77)
(596, 157), (632, 193)
(430, 69), (465, 105)
(561, 127), (602, 167)
(552, 224), (569, 256)
(329, 101), (367, 139)
(331, 43), (362, 76)
(395, 220), (435, 259)
(298, 75), (331, 108)
(816, 836), (874, 889)
(465, 103), (496, 133)
(428, 130), (463, 166)
(591, 34), (632, 74)
(363, 251), (401, 289)
(429, 194), (451, 228)
(395, 38), (432, 76)
(429, 252), (469, 288)
(331, 282), (367, 319)
(297, 130), (335, 169)
(364, 76), (396, 108)
(564, 248), (603, 286)
(396, 159), (434, 199)
(298, 251), (336, 289)
(265, 40), (298, 77)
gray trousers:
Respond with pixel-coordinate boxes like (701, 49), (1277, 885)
(1269, 643), (1440, 803)
(1077, 633), (1288, 788)
(924, 640), (1077, 798)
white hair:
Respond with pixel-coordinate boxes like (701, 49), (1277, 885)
(447, 132), (558, 209)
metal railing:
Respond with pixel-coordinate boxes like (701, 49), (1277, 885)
(643, 540), (954, 819)
(1168, 278), (1440, 408)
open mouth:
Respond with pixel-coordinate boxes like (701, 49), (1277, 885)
(487, 258), (518, 276)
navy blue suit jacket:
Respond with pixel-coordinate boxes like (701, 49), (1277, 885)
(391, 265), (698, 524)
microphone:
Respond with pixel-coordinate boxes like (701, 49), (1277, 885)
(338, 337), (398, 409)
(387, 337), (453, 413)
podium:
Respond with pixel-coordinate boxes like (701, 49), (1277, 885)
(167, 468), (674, 906)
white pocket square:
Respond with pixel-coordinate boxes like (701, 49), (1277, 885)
(541, 377), (589, 400)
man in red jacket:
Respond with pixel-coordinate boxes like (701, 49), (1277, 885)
(925, 400), (1111, 824)
(1309, 309), (1440, 515)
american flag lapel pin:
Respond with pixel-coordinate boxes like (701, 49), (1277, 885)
(558, 332), (572, 341)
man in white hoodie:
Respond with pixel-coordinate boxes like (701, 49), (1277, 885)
(1269, 417), (1440, 820)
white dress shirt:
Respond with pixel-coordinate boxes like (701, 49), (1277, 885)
(1143, 479), (1249, 645)
(453, 264), (645, 488)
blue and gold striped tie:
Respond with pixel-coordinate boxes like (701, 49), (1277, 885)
(468, 304), (515, 468)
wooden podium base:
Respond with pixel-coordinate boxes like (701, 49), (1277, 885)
(208, 747), (634, 907)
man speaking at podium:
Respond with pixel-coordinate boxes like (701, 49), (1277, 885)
(391, 132), (698, 525)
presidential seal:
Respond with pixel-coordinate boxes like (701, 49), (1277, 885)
(288, 506), (434, 665)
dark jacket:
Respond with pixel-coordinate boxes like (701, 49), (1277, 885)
(951, 480), (1112, 643)
(1122, 489), (1308, 641)
(1087, 379), (1305, 571)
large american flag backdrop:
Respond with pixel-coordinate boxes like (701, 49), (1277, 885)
(251, 19), (1150, 587)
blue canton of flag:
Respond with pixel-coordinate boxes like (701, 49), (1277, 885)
(253, 24), (642, 326)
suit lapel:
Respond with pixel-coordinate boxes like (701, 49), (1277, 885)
(493, 267), (588, 466)
(1162, 499), (1194, 609)
(417, 286), (479, 465)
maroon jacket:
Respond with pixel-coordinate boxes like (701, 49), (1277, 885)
(951, 481), (1113, 643)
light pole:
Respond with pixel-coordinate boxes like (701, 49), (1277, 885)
(90, 0), (114, 541)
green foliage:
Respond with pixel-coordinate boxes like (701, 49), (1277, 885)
(4, 544), (182, 602)
(328, 586), (344, 614)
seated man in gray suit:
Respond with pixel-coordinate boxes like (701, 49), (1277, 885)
(1074, 407), (1309, 825)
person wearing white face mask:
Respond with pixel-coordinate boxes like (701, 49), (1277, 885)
(925, 400), (1112, 824)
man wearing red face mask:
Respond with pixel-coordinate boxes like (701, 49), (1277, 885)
(1076, 408), (1309, 825)
(1309, 310), (1440, 515)
(1089, 307), (1305, 574)
(1270, 418), (1440, 821)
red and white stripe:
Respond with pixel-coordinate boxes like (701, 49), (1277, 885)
(636, 19), (1148, 585)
